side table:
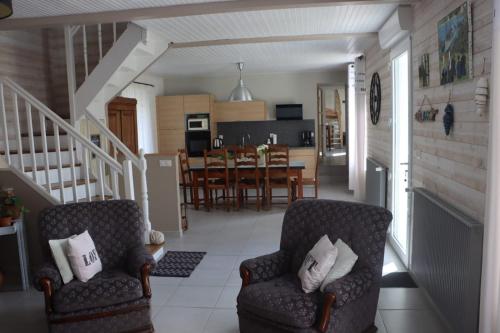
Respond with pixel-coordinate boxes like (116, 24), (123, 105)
(0, 218), (29, 290)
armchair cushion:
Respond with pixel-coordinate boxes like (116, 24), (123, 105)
(126, 245), (156, 278)
(53, 270), (143, 313)
(34, 262), (63, 291)
(322, 265), (374, 308)
(240, 250), (290, 285)
(237, 273), (321, 329)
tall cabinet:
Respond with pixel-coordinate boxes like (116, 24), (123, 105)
(156, 95), (213, 154)
(107, 97), (138, 154)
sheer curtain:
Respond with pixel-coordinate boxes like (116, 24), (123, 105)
(121, 82), (157, 153)
(348, 57), (367, 201)
(479, 0), (500, 331)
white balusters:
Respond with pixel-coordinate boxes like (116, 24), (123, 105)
(97, 158), (105, 200)
(111, 169), (120, 199)
(39, 114), (51, 191)
(98, 24), (103, 61)
(68, 137), (78, 202)
(0, 83), (10, 164)
(123, 159), (134, 200)
(25, 102), (38, 183)
(82, 25), (89, 78)
(82, 147), (91, 202)
(53, 123), (65, 203)
(113, 22), (117, 44)
(12, 92), (24, 172)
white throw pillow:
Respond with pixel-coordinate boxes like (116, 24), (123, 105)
(320, 238), (359, 292)
(67, 230), (102, 283)
(298, 235), (338, 293)
(49, 236), (76, 284)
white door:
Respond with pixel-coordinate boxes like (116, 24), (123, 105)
(390, 40), (411, 265)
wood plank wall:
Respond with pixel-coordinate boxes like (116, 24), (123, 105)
(365, 0), (492, 221)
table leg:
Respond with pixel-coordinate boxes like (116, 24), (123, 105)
(298, 169), (304, 199)
(193, 172), (200, 210)
(16, 221), (29, 291)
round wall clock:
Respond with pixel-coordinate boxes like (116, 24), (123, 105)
(370, 72), (381, 125)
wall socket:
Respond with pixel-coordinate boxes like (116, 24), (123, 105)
(159, 160), (172, 167)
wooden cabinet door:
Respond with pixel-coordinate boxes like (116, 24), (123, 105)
(156, 96), (184, 130)
(184, 95), (211, 114)
(107, 97), (138, 155)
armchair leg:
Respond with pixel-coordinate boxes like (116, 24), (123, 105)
(40, 278), (54, 314)
(239, 266), (251, 290)
(317, 293), (336, 333)
(141, 263), (153, 299)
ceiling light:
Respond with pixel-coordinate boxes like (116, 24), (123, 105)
(228, 62), (253, 102)
(0, 0), (12, 19)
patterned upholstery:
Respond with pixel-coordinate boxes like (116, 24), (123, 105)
(53, 270), (143, 313)
(238, 200), (392, 333)
(34, 200), (154, 333)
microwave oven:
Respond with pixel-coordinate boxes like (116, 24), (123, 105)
(187, 117), (209, 131)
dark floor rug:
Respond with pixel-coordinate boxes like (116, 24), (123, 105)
(151, 251), (206, 277)
(380, 272), (418, 288)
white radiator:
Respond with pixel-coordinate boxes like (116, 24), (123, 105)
(412, 188), (483, 333)
(365, 157), (387, 208)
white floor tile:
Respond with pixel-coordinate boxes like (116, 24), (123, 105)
(203, 309), (239, 333)
(150, 284), (178, 307)
(378, 288), (429, 310)
(153, 306), (213, 333)
(180, 268), (232, 287)
(198, 255), (239, 271)
(216, 286), (240, 309)
(380, 309), (449, 333)
(167, 286), (223, 308)
(226, 269), (243, 287)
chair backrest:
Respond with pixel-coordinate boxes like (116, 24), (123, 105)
(38, 200), (145, 270)
(203, 148), (229, 183)
(280, 200), (392, 279)
(265, 144), (290, 178)
(178, 148), (192, 185)
(235, 145), (259, 180)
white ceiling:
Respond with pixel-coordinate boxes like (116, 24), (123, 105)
(10, 0), (233, 18)
(140, 5), (395, 76)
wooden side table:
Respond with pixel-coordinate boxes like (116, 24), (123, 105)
(0, 219), (29, 290)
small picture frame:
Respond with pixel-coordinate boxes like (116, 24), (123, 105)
(419, 53), (430, 88)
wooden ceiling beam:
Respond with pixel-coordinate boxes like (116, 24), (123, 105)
(0, 0), (417, 30)
(169, 32), (378, 48)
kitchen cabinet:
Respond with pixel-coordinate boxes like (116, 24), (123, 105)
(213, 101), (267, 123)
(156, 94), (213, 154)
(289, 147), (317, 179)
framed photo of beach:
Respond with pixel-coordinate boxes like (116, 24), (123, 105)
(438, 2), (472, 85)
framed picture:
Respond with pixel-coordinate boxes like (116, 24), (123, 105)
(438, 1), (472, 85)
(419, 53), (430, 88)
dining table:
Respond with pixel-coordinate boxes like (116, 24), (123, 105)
(189, 161), (306, 210)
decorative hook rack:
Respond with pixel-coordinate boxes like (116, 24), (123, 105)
(415, 95), (439, 122)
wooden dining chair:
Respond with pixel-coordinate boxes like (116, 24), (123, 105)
(203, 149), (231, 211)
(265, 144), (293, 207)
(178, 148), (197, 205)
(295, 150), (320, 199)
(234, 145), (261, 211)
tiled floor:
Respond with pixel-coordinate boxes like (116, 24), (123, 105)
(0, 180), (449, 333)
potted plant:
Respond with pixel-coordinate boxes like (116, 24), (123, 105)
(0, 188), (28, 227)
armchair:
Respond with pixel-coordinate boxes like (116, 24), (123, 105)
(33, 200), (155, 333)
(237, 200), (392, 333)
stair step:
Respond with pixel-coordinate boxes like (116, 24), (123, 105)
(24, 163), (82, 172)
(77, 195), (114, 203)
(47, 178), (97, 190)
(21, 130), (67, 137)
(1, 147), (75, 155)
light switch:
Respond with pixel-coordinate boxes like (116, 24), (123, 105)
(159, 160), (172, 167)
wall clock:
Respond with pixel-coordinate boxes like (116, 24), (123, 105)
(370, 72), (381, 125)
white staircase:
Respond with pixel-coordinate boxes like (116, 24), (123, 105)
(0, 22), (170, 243)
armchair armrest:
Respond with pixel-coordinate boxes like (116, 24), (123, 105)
(33, 262), (62, 292)
(126, 246), (156, 299)
(322, 266), (374, 308)
(33, 262), (62, 314)
(239, 250), (290, 287)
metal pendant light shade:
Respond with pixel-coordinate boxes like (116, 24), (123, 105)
(229, 62), (253, 102)
(0, 0), (13, 19)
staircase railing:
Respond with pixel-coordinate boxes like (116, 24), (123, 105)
(0, 76), (130, 204)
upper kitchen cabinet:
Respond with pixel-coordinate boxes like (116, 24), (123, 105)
(184, 95), (213, 114)
(156, 96), (184, 130)
(213, 101), (266, 123)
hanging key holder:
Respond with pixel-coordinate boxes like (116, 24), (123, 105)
(415, 95), (439, 122)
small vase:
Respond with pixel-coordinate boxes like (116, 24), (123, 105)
(0, 216), (12, 227)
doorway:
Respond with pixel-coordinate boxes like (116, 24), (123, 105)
(390, 39), (411, 266)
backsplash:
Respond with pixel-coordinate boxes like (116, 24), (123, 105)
(217, 120), (315, 147)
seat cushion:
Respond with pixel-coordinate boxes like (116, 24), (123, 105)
(53, 270), (143, 313)
(237, 274), (321, 329)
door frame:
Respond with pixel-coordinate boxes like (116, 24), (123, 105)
(388, 37), (413, 268)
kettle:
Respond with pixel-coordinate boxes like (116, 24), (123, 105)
(213, 136), (223, 149)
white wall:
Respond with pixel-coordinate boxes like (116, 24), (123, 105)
(162, 70), (347, 120)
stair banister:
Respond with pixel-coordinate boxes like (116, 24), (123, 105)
(0, 83), (10, 164)
(0, 76), (122, 172)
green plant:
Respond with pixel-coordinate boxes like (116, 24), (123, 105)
(0, 189), (28, 218)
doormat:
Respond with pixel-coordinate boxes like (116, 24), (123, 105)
(381, 272), (418, 288)
(151, 251), (206, 278)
